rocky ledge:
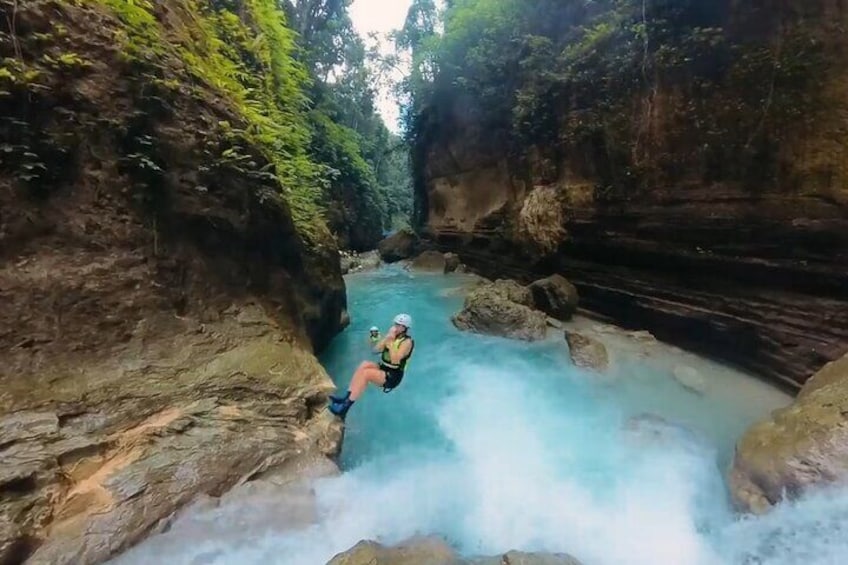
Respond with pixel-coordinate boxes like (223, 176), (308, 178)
(1, 302), (344, 565)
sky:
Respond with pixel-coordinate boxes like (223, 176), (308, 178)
(349, 0), (414, 133)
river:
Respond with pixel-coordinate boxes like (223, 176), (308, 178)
(110, 264), (848, 564)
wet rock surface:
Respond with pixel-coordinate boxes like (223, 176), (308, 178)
(1, 311), (344, 565)
(730, 353), (848, 514)
(327, 537), (583, 565)
(109, 453), (342, 563)
(528, 274), (579, 321)
(565, 331), (610, 372)
(452, 280), (547, 341)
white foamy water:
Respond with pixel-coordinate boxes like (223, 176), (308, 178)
(110, 266), (848, 565)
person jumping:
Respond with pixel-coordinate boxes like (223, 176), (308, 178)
(329, 313), (415, 419)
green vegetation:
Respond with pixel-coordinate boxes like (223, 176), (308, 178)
(1, 0), (411, 248)
(400, 0), (834, 209)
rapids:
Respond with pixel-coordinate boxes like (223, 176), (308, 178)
(110, 265), (848, 565)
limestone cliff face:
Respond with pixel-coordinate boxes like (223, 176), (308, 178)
(415, 0), (848, 389)
(0, 1), (345, 563)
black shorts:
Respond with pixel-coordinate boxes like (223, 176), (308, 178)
(379, 364), (404, 391)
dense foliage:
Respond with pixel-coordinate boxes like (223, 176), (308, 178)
(0, 0), (412, 249)
(282, 0), (413, 245)
(400, 0), (834, 212)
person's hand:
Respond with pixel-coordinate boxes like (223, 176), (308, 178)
(386, 325), (399, 339)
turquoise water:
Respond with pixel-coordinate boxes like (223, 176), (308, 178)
(111, 265), (848, 564)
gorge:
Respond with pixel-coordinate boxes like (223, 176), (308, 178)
(2, 0), (848, 564)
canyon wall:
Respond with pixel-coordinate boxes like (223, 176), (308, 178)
(414, 0), (848, 389)
(0, 1), (347, 562)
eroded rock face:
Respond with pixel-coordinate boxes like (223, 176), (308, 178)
(109, 453), (342, 562)
(528, 274), (579, 321)
(378, 229), (421, 263)
(565, 331), (609, 372)
(415, 1), (848, 389)
(1, 312), (344, 565)
(452, 281), (547, 341)
(730, 354), (848, 514)
(327, 537), (584, 565)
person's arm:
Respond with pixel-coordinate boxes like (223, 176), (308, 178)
(389, 339), (412, 365)
(372, 329), (395, 353)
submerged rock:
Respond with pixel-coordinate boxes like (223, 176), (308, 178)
(673, 365), (707, 394)
(565, 331), (609, 372)
(452, 281), (547, 341)
(528, 274), (579, 320)
(378, 229), (420, 263)
(327, 537), (583, 565)
(623, 414), (710, 455)
(469, 551), (583, 565)
(729, 354), (848, 514)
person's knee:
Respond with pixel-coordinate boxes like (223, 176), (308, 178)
(365, 368), (386, 384)
(357, 361), (376, 371)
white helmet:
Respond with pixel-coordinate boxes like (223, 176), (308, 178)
(393, 313), (412, 329)
(369, 326), (379, 332)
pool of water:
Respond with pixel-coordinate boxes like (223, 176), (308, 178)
(110, 264), (848, 565)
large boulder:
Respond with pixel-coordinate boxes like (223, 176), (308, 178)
(327, 537), (583, 565)
(489, 279), (535, 307)
(528, 275), (579, 320)
(378, 229), (420, 263)
(452, 281), (547, 341)
(565, 331), (609, 372)
(410, 250), (448, 272)
(729, 354), (848, 514)
(444, 253), (461, 273)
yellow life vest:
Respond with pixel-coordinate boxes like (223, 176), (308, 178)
(380, 335), (414, 371)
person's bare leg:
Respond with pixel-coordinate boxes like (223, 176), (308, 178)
(349, 367), (387, 401)
(331, 361), (378, 402)
(330, 366), (386, 418)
